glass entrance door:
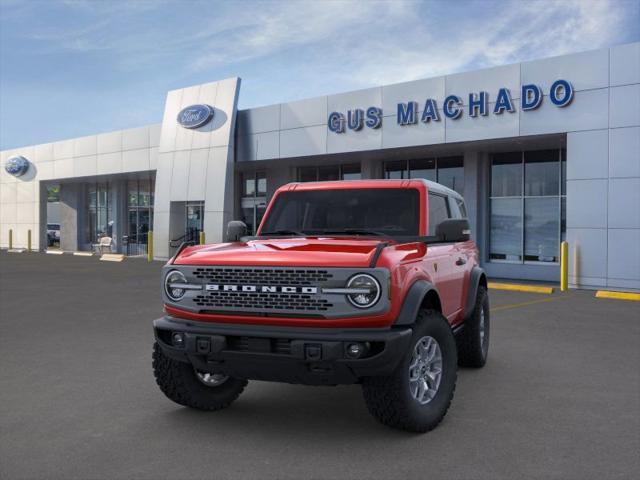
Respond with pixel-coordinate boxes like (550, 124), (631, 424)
(186, 202), (204, 243)
(125, 178), (154, 256)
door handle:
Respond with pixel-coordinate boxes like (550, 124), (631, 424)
(455, 257), (467, 266)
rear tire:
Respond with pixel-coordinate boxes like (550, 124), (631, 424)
(457, 285), (490, 368)
(152, 342), (248, 411)
(362, 309), (457, 433)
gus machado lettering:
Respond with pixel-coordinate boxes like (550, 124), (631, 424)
(328, 79), (573, 133)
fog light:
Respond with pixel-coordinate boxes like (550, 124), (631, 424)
(172, 332), (185, 347)
(346, 342), (365, 359)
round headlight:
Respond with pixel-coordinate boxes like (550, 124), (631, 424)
(346, 274), (381, 308)
(165, 270), (187, 301)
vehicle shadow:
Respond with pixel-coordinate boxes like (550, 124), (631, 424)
(159, 381), (423, 440)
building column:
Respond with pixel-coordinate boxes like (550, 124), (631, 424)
(59, 183), (81, 252)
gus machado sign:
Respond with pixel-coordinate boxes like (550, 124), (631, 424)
(328, 79), (573, 133)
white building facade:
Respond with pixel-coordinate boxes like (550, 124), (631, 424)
(1, 43), (639, 291)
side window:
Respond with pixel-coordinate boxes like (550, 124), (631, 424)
(428, 192), (450, 235)
(455, 198), (468, 218)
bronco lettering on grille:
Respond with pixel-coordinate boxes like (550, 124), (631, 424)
(205, 284), (318, 294)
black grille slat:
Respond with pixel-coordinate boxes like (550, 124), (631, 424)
(194, 291), (333, 311)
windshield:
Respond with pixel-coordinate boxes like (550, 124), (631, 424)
(260, 188), (420, 236)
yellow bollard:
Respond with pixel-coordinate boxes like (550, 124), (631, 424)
(8, 229), (12, 250)
(199, 231), (205, 245)
(147, 231), (153, 262)
(560, 241), (569, 292)
(28, 229), (32, 252)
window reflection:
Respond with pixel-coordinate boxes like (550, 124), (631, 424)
(384, 156), (464, 194)
(490, 149), (566, 263)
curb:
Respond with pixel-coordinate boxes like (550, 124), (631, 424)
(488, 282), (555, 294)
(595, 290), (640, 302)
(100, 254), (125, 262)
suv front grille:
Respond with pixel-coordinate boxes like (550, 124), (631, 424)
(192, 268), (333, 286)
(193, 291), (333, 311)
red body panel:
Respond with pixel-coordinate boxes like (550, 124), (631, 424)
(168, 180), (478, 329)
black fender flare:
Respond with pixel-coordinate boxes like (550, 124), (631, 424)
(394, 280), (442, 326)
(463, 267), (488, 320)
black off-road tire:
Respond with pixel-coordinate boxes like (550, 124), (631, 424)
(361, 309), (457, 433)
(457, 285), (490, 368)
(152, 342), (248, 411)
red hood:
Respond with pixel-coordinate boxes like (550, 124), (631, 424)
(173, 238), (387, 268)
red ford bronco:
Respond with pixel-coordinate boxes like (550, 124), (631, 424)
(152, 179), (489, 432)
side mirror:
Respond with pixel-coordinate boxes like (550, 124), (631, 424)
(226, 221), (248, 242)
(435, 218), (471, 242)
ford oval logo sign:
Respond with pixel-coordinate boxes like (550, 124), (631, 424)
(176, 104), (214, 129)
(5, 156), (30, 177)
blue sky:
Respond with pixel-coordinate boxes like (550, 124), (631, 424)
(1, 0), (639, 150)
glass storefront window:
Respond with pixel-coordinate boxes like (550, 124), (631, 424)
(244, 177), (256, 196)
(257, 177), (267, 195)
(385, 160), (408, 179)
(128, 180), (138, 206)
(524, 150), (559, 196)
(491, 152), (522, 197)
(341, 164), (362, 180)
(384, 156), (464, 194)
(241, 172), (267, 234)
(318, 165), (340, 181)
(126, 177), (155, 254)
(489, 149), (566, 263)
(186, 202), (204, 243)
(524, 197), (559, 262)
(297, 164), (361, 182)
(490, 198), (523, 261)
(437, 157), (464, 193)
(298, 167), (317, 182)
(409, 158), (436, 181)
(86, 182), (113, 243)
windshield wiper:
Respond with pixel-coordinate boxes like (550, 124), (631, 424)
(260, 229), (306, 236)
(319, 229), (386, 236)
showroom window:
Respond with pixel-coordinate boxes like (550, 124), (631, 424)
(86, 182), (113, 244)
(384, 156), (464, 194)
(489, 149), (566, 263)
(126, 177), (155, 255)
(297, 163), (361, 182)
(240, 171), (267, 234)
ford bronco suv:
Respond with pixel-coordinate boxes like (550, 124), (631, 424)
(152, 179), (489, 432)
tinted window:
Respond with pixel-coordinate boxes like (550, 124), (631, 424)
(437, 156), (464, 194)
(525, 150), (559, 196)
(456, 198), (468, 218)
(341, 164), (362, 180)
(384, 160), (408, 179)
(428, 193), (450, 235)
(409, 158), (436, 182)
(492, 152), (522, 197)
(261, 189), (420, 236)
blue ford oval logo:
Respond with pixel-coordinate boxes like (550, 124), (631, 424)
(176, 104), (214, 129)
(5, 156), (30, 177)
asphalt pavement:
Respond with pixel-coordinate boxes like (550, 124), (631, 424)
(0, 251), (638, 480)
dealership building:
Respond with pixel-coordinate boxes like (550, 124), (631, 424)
(1, 42), (639, 291)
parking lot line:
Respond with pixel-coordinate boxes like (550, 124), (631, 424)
(491, 294), (571, 312)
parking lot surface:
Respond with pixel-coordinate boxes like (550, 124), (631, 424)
(1, 252), (638, 480)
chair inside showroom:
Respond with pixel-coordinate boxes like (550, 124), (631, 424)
(95, 236), (113, 254)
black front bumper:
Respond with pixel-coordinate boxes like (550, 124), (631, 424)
(153, 316), (413, 385)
